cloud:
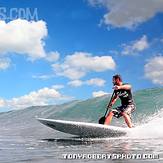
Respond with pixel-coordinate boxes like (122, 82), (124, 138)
(0, 58), (11, 70)
(144, 56), (163, 85)
(0, 19), (47, 60)
(92, 90), (108, 97)
(122, 35), (149, 55)
(68, 78), (106, 87)
(32, 74), (55, 80)
(86, 78), (106, 86)
(0, 99), (5, 107)
(52, 84), (65, 90)
(52, 52), (116, 79)
(68, 80), (83, 87)
(46, 51), (60, 62)
(0, 87), (71, 110)
(88, 0), (163, 29)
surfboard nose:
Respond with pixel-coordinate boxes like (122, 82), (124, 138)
(37, 118), (57, 129)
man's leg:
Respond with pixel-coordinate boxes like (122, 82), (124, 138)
(105, 107), (123, 125)
(122, 104), (135, 128)
(104, 111), (114, 125)
(121, 112), (133, 128)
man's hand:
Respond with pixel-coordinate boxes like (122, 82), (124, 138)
(113, 85), (120, 90)
(113, 84), (131, 90)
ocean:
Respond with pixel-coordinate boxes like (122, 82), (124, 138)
(0, 88), (163, 163)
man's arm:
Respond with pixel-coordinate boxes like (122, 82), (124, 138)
(113, 84), (131, 90)
(108, 94), (118, 108)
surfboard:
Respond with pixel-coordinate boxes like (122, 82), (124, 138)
(37, 118), (128, 138)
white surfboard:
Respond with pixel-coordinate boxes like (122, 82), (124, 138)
(37, 118), (128, 138)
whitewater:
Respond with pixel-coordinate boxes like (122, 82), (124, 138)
(0, 88), (163, 163)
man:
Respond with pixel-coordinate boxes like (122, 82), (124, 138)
(104, 74), (136, 128)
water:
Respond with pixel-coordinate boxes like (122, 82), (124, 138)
(0, 135), (162, 163)
(0, 88), (163, 163)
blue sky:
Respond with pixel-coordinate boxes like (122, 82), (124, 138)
(0, 0), (163, 111)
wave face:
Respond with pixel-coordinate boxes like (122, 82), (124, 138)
(0, 87), (163, 138)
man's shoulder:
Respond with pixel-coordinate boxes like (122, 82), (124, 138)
(122, 83), (130, 85)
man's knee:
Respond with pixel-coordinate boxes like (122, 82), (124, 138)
(121, 111), (131, 119)
(112, 110), (122, 118)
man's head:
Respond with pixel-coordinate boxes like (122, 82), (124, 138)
(112, 74), (122, 86)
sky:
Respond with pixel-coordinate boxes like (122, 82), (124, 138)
(0, 0), (163, 111)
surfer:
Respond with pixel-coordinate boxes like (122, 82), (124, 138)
(104, 74), (136, 128)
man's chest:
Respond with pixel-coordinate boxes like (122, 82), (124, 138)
(116, 90), (129, 98)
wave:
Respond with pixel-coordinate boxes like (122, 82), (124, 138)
(0, 87), (163, 138)
(127, 108), (163, 138)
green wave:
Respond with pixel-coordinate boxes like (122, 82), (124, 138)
(48, 87), (163, 124)
(0, 87), (163, 127)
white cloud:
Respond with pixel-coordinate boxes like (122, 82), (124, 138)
(68, 78), (106, 87)
(32, 74), (55, 80)
(0, 58), (11, 70)
(92, 90), (108, 97)
(46, 51), (60, 62)
(52, 84), (65, 90)
(68, 80), (83, 87)
(144, 56), (163, 85)
(0, 19), (47, 60)
(132, 36), (149, 51)
(122, 35), (149, 55)
(0, 87), (71, 110)
(88, 0), (163, 29)
(53, 63), (86, 79)
(86, 78), (106, 86)
(0, 99), (5, 107)
(52, 52), (116, 79)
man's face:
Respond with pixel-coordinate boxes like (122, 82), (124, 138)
(112, 78), (120, 85)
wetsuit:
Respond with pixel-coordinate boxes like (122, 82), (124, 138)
(112, 84), (136, 118)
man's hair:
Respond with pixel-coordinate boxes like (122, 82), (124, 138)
(113, 74), (122, 81)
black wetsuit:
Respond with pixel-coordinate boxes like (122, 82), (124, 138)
(113, 84), (135, 118)
(114, 84), (134, 106)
